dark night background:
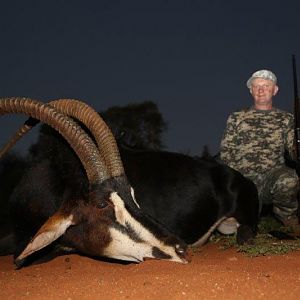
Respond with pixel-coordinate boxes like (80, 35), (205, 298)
(1, 0), (300, 156)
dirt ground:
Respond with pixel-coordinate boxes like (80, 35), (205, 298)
(1, 243), (300, 300)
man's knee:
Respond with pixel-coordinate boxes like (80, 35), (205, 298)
(272, 168), (299, 196)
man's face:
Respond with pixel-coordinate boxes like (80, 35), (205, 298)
(250, 78), (279, 107)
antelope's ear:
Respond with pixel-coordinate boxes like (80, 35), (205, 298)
(15, 212), (75, 266)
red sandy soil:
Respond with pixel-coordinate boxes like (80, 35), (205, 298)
(1, 243), (300, 300)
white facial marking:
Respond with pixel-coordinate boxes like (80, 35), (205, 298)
(103, 227), (150, 262)
(108, 192), (184, 263)
(130, 187), (140, 208)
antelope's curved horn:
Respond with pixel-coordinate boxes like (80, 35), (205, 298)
(0, 98), (125, 177)
(49, 99), (125, 177)
(0, 98), (110, 185)
(0, 117), (39, 159)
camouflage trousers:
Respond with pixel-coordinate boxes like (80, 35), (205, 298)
(248, 166), (299, 220)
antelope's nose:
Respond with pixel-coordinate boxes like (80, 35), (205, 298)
(175, 244), (191, 263)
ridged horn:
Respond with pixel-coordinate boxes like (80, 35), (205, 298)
(0, 118), (38, 159)
(0, 98), (110, 185)
(49, 99), (125, 177)
(0, 98), (125, 177)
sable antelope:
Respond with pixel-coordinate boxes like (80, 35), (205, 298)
(1, 98), (259, 261)
(0, 98), (189, 268)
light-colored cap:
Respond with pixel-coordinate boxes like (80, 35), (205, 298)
(246, 69), (277, 88)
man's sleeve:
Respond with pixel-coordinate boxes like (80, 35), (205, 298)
(220, 113), (237, 165)
(285, 114), (296, 160)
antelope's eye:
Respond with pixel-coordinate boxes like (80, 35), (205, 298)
(97, 200), (108, 209)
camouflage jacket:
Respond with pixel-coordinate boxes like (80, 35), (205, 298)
(220, 107), (295, 177)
